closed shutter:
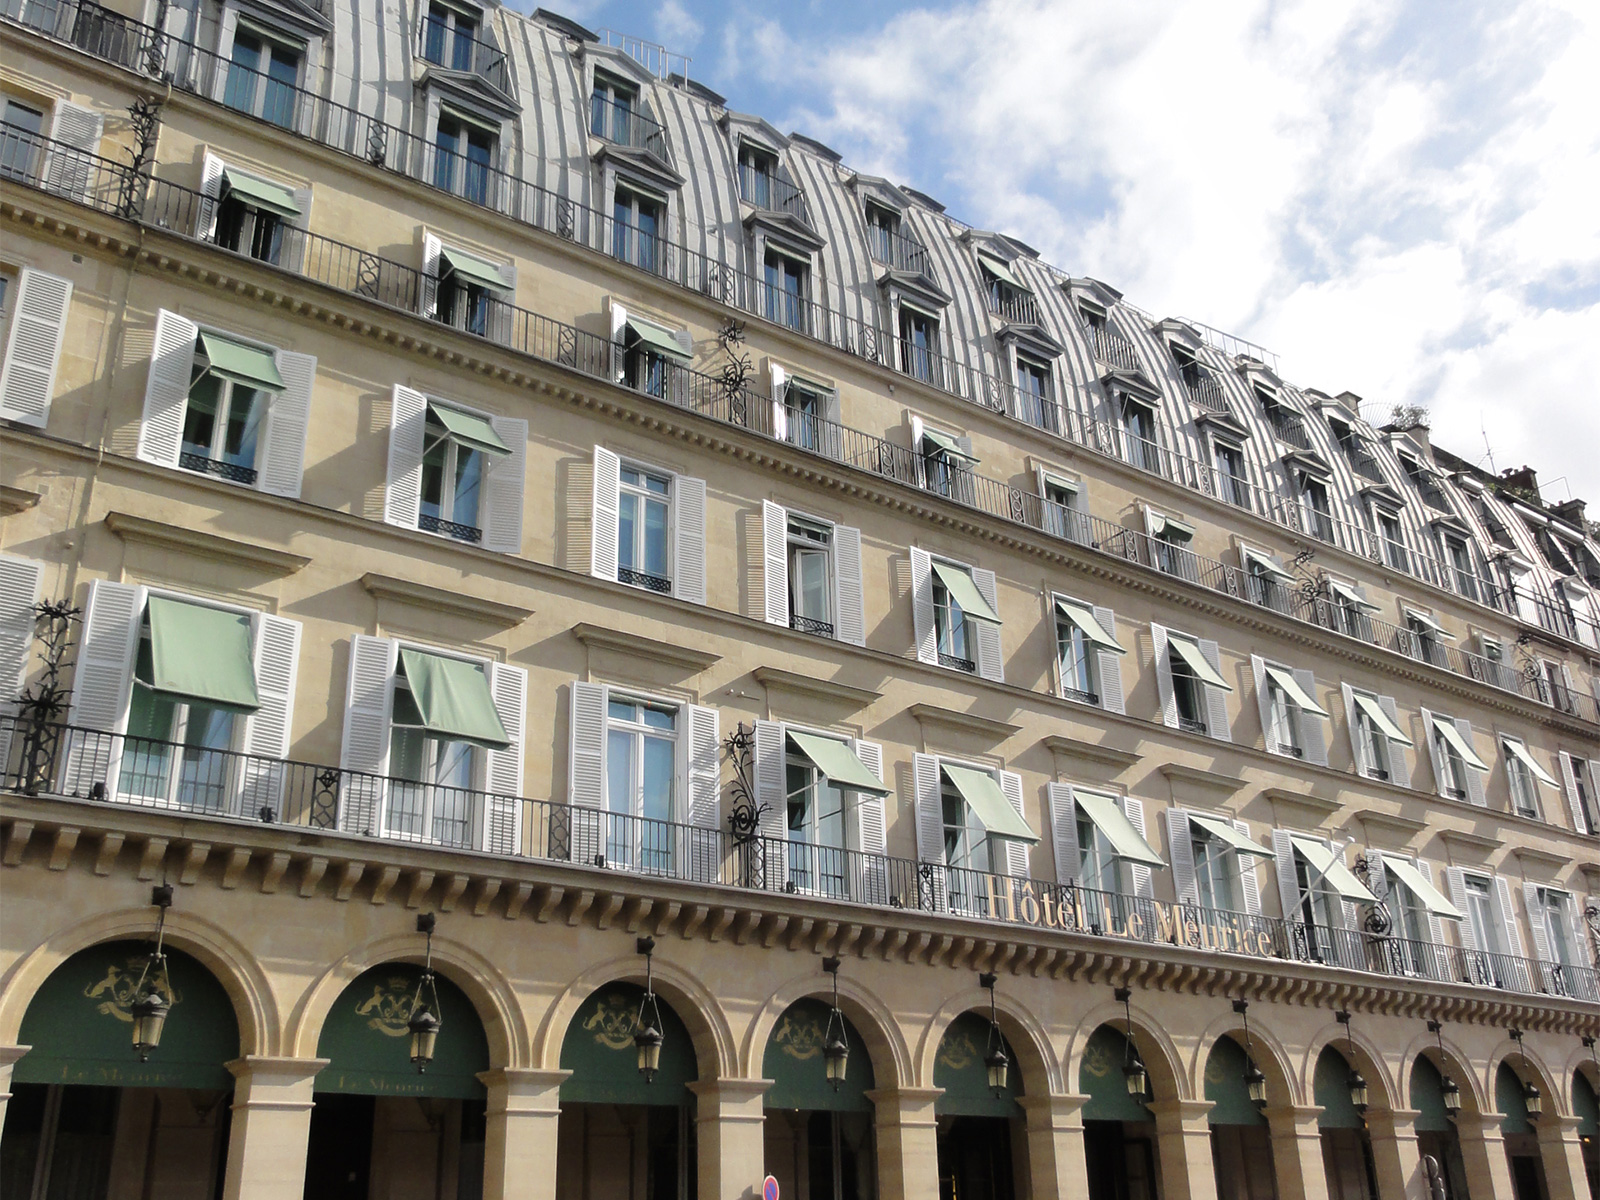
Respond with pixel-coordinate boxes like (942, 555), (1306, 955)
(754, 720), (788, 890)
(197, 151), (225, 242)
(1199, 639), (1231, 742)
(1094, 605), (1124, 713)
(420, 231), (443, 320)
(338, 635), (396, 837)
(1340, 684), (1364, 775)
(834, 525), (865, 646)
(1379, 697), (1411, 789)
(0, 555), (45, 777)
(1000, 770), (1028, 877)
(768, 363), (788, 440)
(1272, 829), (1301, 925)
(1295, 669), (1328, 766)
(913, 752), (947, 909)
(481, 662), (527, 856)
(567, 680), (607, 866)
(383, 385), (427, 530)
(1523, 883), (1553, 967)
(1419, 707), (1445, 797)
(1048, 783), (1080, 884)
(238, 613), (300, 821)
(1122, 796), (1153, 898)
(479, 415), (527, 554)
(62, 579), (143, 800)
(909, 548), (936, 665)
(1151, 623), (1177, 728)
(1456, 719), (1486, 807)
(1494, 876), (1531, 990)
(256, 349), (316, 498)
(1417, 860), (1446, 947)
(1165, 808), (1198, 904)
(971, 567), (1003, 683)
(0, 268), (72, 427)
(1444, 868), (1477, 953)
(762, 500), (789, 626)
(683, 703), (720, 882)
(1233, 819), (1262, 914)
(138, 310), (198, 468)
(1251, 655), (1277, 754)
(591, 446), (621, 581)
(853, 739), (888, 904)
(672, 474), (707, 605)
(43, 101), (102, 202)
(1561, 752), (1589, 834)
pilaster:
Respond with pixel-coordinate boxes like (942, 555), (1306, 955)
(1019, 1092), (1091, 1200)
(1148, 1097), (1218, 1200)
(1453, 1112), (1516, 1200)
(864, 1086), (943, 1200)
(220, 1056), (329, 1200)
(1263, 1104), (1332, 1200)
(687, 1076), (771, 1200)
(478, 1067), (569, 1200)
(1365, 1107), (1428, 1199)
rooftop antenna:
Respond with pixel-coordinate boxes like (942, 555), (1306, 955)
(1480, 415), (1497, 475)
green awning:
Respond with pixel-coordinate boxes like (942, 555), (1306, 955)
(196, 330), (284, 392)
(1289, 836), (1376, 904)
(1073, 791), (1166, 869)
(1379, 855), (1464, 922)
(1188, 814), (1274, 859)
(144, 595), (260, 712)
(787, 731), (889, 797)
(440, 246), (509, 292)
(1406, 609), (1455, 640)
(931, 561), (1001, 626)
(1150, 514), (1194, 541)
(627, 317), (691, 361)
(941, 763), (1037, 844)
(427, 400), (510, 457)
(1264, 666), (1329, 718)
(1055, 598), (1126, 655)
(977, 251), (1023, 289)
(1168, 634), (1231, 691)
(1429, 715), (1488, 772)
(1243, 548), (1292, 581)
(221, 167), (301, 217)
(1353, 693), (1413, 747)
(396, 648), (510, 750)
(920, 427), (976, 461)
(1329, 580), (1379, 611)
(1503, 738), (1558, 787)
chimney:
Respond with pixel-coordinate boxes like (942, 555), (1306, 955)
(1336, 391), (1362, 415)
(1552, 498), (1587, 527)
(1499, 466), (1540, 501)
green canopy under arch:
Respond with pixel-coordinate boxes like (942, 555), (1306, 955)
(1410, 1054), (1453, 1133)
(1204, 1035), (1267, 1127)
(933, 1011), (1024, 1118)
(762, 998), (875, 1113)
(316, 963), (488, 1100)
(1078, 1025), (1153, 1123)
(560, 982), (697, 1107)
(1313, 1045), (1365, 1130)
(1574, 1070), (1598, 1138)
(1496, 1062), (1533, 1136)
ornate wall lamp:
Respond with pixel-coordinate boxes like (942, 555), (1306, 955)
(1235, 999), (1267, 1108)
(1336, 1010), (1368, 1113)
(129, 884), (173, 1062)
(1115, 986), (1147, 1098)
(980, 972), (1009, 1097)
(1428, 1021), (1462, 1116)
(1509, 1028), (1542, 1119)
(407, 913), (442, 1073)
(634, 937), (665, 1083)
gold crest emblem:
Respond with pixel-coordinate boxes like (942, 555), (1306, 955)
(355, 975), (420, 1038)
(1082, 1040), (1113, 1080)
(84, 956), (179, 1024)
(583, 991), (640, 1051)
(772, 1013), (826, 1061)
(937, 1030), (978, 1071)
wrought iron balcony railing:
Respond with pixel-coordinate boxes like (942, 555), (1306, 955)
(738, 164), (807, 221)
(588, 94), (669, 162)
(866, 224), (931, 276)
(1084, 323), (1140, 371)
(1267, 408), (1313, 452)
(418, 16), (510, 94)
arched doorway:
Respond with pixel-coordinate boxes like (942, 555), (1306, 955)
(1411, 1055), (1468, 1199)
(1077, 1025), (1159, 1200)
(1574, 1070), (1599, 1198)
(1204, 1035), (1276, 1199)
(1312, 1046), (1378, 1200)
(0, 941), (240, 1196)
(307, 963), (490, 1199)
(1497, 1062), (1549, 1200)
(933, 1011), (1024, 1200)
(761, 997), (876, 1199)
(557, 981), (698, 1199)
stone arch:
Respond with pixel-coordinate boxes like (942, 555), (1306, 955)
(536, 952), (736, 1079)
(287, 932), (525, 1070)
(1488, 1037), (1563, 1118)
(1190, 1009), (1300, 1107)
(1301, 1019), (1400, 1112)
(1064, 998), (1189, 1102)
(1398, 1029), (1487, 1115)
(0, 904), (277, 1057)
(742, 968), (912, 1089)
(915, 986), (1061, 1096)
(1561, 1042), (1600, 1111)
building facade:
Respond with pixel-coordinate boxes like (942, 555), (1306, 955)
(2, 1), (1600, 1197)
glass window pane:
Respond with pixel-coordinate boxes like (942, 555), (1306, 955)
(183, 374), (223, 458)
(223, 386), (263, 466)
(420, 439), (446, 520)
(641, 735), (674, 822)
(453, 445), (483, 528)
(618, 492), (638, 570)
(643, 497), (669, 577)
(642, 705), (674, 732)
(605, 729), (633, 815)
(391, 727), (425, 782)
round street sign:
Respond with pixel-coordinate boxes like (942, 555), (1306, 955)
(763, 1176), (779, 1200)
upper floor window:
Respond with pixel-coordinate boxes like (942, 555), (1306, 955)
(1502, 737), (1554, 819)
(1474, 496), (1516, 549)
(213, 168), (301, 265)
(590, 446), (707, 605)
(1154, 626), (1232, 740)
(618, 465), (672, 590)
(916, 424), (975, 503)
(1121, 396), (1157, 472)
(1564, 752), (1597, 834)
(898, 306), (941, 385)
(738, 143), (800, 213)
(1241, 547), (1293, 613)
(1014, 354), (1057, 434)
(419, 402), (505, 542)
(225, 26), (302, 130)
(782, 377), (827, 453)
(1404, 607), (1452, 668)
(1344, 687), (1411, 784)
(978, 252), (1034, 323)
(422, 1), (480, 73)
(1039, 471), (1083, 542)
(1056, 786), (1160, 903)
(1212, 440), (1250, 508)
(1054, 597), (1126, 712)
(590, 72), (638, 142)
(1147, 512), (1196, 583)
(915, 755), (1034, 911)
(432, 245), (510, 338)
(787, 515), (832, 635)
(1423, 710), (1488, 802)
(763, 249), (808, 333)
(619, 314), (689, 398)
(384, 388), (523, 551)
(1399, 453), (1448, 510)
(1440, 532), (1479, 602)
(911, 549), (1002, 679)
(182, 338), (276, 483)
(1299, 475), (1334, 542)
(434, 111), (496, 207)
(1184, 814), (1266, 915)
(1369, 504), (1407, 572)
(1253, 658), (1329, 762)
(0, 98), (45, 183)
(779, 729), (887, 897)
(613, 183), (664, 274)
(604, 695), (678, 872)
(865, 202), (922, 271)
(1532, 887), (1578, 968)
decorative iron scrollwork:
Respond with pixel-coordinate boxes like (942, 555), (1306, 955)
(724, 722), (765, 847)
(1352, 853), (1393, 936)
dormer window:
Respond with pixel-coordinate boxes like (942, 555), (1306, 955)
(1399, 453), (1448, 510)
(1473, 496), (1516, 549)
(1121, 395), (1157, 472)
(590, 70), (654, 153)
(225, 25), (303, 130)
(1371, 503), (1409, 571)
(613, 183), (664, 273)
(1299, 474), (1333, 542)
(1257, 388), (1310, 450)
(1078, 299), (1137, 370)
(422, 1), (479, 72)
(433, 110), (496, 206)
(898, 306), (941, 386)
(865, 202), (923, 271)
(739, 143), (801, 215)
(1171, 344), (1225, 413)
(978, 252), (1035, 323)
(1212, 440), (1250, 508)
(763, 248), (809, 334)
(1439, 531), (1480, 602)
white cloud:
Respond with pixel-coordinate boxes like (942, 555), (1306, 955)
(653, 0), (703, 51)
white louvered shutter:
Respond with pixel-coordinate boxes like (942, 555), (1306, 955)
(1000, 770), (1028, 877)
(1295, 669), (1328, 766)
(1340, 684), (1364, 775)
(43, 101), (102, 202)
(256, 349), (315, 498)
(1166, 809), (1198, 905)
(1523, 883), (1553, 969)
(1379, 697), (1411, 789)
(591, 446), (621, 581)
(62, 579), (142, 800)
(0, 556), (45, 776)
(1151, 623), (1177, 728)
(1272, 829), (1301, 924)
(198, 151), (225, 242)
(834, 524), (865, 646)
(673, 474), (707, 605)
(238, 613), (300, 821)
(420, 231), (443, 319)
(1093, 606), (1124, 713)
(1494, 876), (1531, 990)
(684, 703), (721, 880)
(753, 720), (788, 890)
(971, 567), (1004, 683)
(138, 310), (198, 468)
(479, 415), (527, 555)
(0, 268), (72, 427)
(568, 680), (607, 866)
(482, 662), (527, 856)
(1420, 708), (1445, 797)
(1122, 796), (1153, 898)
(1199, 639), (1231, 742)
(383, 385), (427, 530)
(1251, 656), (1276, 754)
(823, 387), (843, 460)
(909, 548), (936, 664)
(768, 364), (788, 441)
(338, 635), (396, 837)
(762, 501), (789, 626)
(1417, 860), (1446, 947)
(1561, 752), (1590, 834)
(1233, 819), (1262, 915)
(913, 752), (947, 909)
(1048, 784), (1081, 884)
(853, 738), (888, 904)
(1444, 869), (1477, 953)
(1456, 719), (1487, 807)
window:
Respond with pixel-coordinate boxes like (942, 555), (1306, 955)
(898, 306), (940, 385)
(590, 72), (637, 143)
(1441, 532), (1479, 601)
(1121, 397), (1157, 471)
(1056, 606), (1100, 706)
(1570, 754), (1597, 833)
(1534, 888), (1577, 968)
(777, 731), (887, 898)
(1154, 628), (1232, 740)
(786, 516), (833, 635)
(865, 203), (899, 263)
(1373, 506), (1408, 571)
(605, 696), (678, 873)
(1474, 496), (1516, 549)
(613, 184), (663, 274)
(1040, 474), (1081, 541)
(942, 773), (992, 895)
(1243, 548), (1293, 613)
(1348, 689), (1402, 782)
(422, 1), (479, 73)
(1, 98), (46, 181)
(434, 111), (495, 206)
(1014, 355), (1057, 433)
(1300, 476), (1333, 542)
(419, 409), (485, 540)
(215, 191), (286, 264)
(1383, 862), (1434, 951)
(1265, 672), (1300, 757)
(1170, 644), (1207, 733)
(763, 250), (807, 333)
(932, 570), (973, 673)
(1399, 454), (1447, 510)
(430, 245), (508, 339)
(1077, 813), (1120, 895)
(224, 28), (301, 129)
(918, 426), (973, 503)
(1254, 658), (1329, 762)
(177, 328), (288, 485)
(1462, 875), (1504, 959)
(783, 378), (825, 452)
(1503, 738), (1543, 819)
(1172, 344), (1222, 411)
(1405, 608), (1451, 668)
(619, 316), (688, 399)
(1213, 441), (1249, 508)
(618, 465), (672, 592)
(1191, 828), (1237, 913)
(388, 660), (479, 846)
(1430, 718), (1469, 799)
(1148, 513), (1196, 583)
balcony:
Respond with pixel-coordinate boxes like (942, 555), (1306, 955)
(738, 165), (807, 221)
(867, 224), (931, 276)
(1180, 365), (1230, 415)
(987, 286), (1041, 327)
(1266, 408), (1313, 451)
(418, 17), (510, 95)
(588, 93), (669, 163)
(1084, 323), (1140, 371)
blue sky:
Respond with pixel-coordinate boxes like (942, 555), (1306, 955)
(525, 0), (1600, 503)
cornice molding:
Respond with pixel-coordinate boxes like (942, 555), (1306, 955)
(1262, 788), (1344, 826)
(1356, 811), (1429, 850)
(360, 572), (532, 629)
(1160, 763), (1246, 799)
(750, 667), (881, 712)
(105, 510), (310, 575)
(1041, 735), (1141, 771)
(907, 703), (1021, 744)
(1510, 845), (1572, 877)
(0, 484), (42, 515)
(1439, 828), (1501, 864)
(571, 623), (721, 672)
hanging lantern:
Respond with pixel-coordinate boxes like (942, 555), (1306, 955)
(1116, 986), (1147, 1098)
(1440, 1074), (1462, 1114)
(980, 971), (1008, 1098)
(129, 885), (174, 1062)
(635, 937), (665, 1084)
(1347, 1069), (1369, 1113)
(1234, 999), (1268, 1109)
(822, 957), (848, 1091)
(408, 915), (443, 1075)
(634, 1017), (664, 1082)
(1524, 1081), (1543, 1118)
(1124, 1058), (1149, 1098)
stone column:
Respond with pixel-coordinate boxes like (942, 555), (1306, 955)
(865, 1086), (943, 1200)
(1536, 1114), (1589, 1200)
(1149, 1098), (1218, 1200)
(1264, 1104), (1333, 1200)
(1454, 1112), (1516, 1200)
(1019, 1092), (1091, 1200)
(688, 1077), (770, 1200)
(0, 1045), (29, 1129)
(478, 1067), (569, 1200)
(220, 1056), (328, 1200)
(1365, 1107), (1428, 1199)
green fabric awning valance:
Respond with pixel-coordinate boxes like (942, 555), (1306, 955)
(1168, 634), (1231, 691)
(1353, 693), (1413, 746)
(941, 763), (1037, 844)
(1406, 609), (1455, 640)
(1188, 814), (1273, 859)
(1263, 665), (1329, 718)
(144, 595), (260, 711)
(627, 317), (691, 361)
(440, 246), (509, 292)
(1290, 836), (1376, 904)
(1379, 855), (1464, 921)
(195, 329), (284, 392)
(1150, 514), (1195, 541)
(1242, 548), (1293, 581)
(1073, 791), (1166, 869)
(1054, 598), (1126, 654)
(221, 167), (301, 217)
(427, 400), (510, 457)
(786, 731), (889, 796)
(977, 251), (1024, 289)
(1504, 738), (1558, 787)
(1329, 580), (1379, 611)
(930, 561), (1001, 626)
(396, 648), (510, 749)
(1429, 716), (1489, 772)
(919, 427), (976, 461)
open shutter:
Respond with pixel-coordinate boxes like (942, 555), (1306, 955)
(239, 613), (300, 821)
(821, 387), (843, 460)
(913, 752), (947, 909)
(591, 446), (621, 581)
(0, 268), (72, 427)
(62, 579), (143, 800)
(482, 662), (527, 856)
(420, 231), (443, 320)
(1523, 883), (1553, 969)
(568, 680), (607, 866)
(43, 101), (102, 202)
(383, 385), (427, 529)
(1494, 876), (1531, 990)
(479, 415), (527, 555)
(0, 556), (45, 776)
(1295, 669), (1328, 766)
(1417, 860), (1446, 947)
(1341, 684), (1364, 775)
(673, 474), (707, 605)
(338, 635), (396, 837)
(1000, 770), (1028, 877)
(1272, 829), (1301, 925)
(853, 739), (888, 904)
(684, 703), (720, 882)
(1199, 639), (1230, 742)
(1444, 868), (1477, 953)
(1456, 719), (1487, 807)
(834, 525), (865, 646)
(971, 567), (1004, 683)
(769, 364), (788, 441)
(1152, 623), (1177, 728)
(1094, 606), (1124, 713)
(1251, 656), (1276, 753)
(1420, 707), (1446, 797)
(138, 310), (198, 468)
(256, 349), (315, 498)
(197, 151), (225, 242)
(1233, 819), (1262, 914)
(762, 501), (789, 626)
(1165, 809), (1198, 905)
(1379, 697), (1411, 788)
(1122, 796), (1153, 898)
(1561, 752), (1590, 834)
(909, 548), (936, 665)
(1048, 783), (1081, 884)
(754, 720), (788, 890)
(1364, 848), (1390, 934)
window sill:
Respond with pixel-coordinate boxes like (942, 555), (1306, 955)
(418, 513), (482, 544)
(180, 450), (257, 486)
(618, 567), (672, 594)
